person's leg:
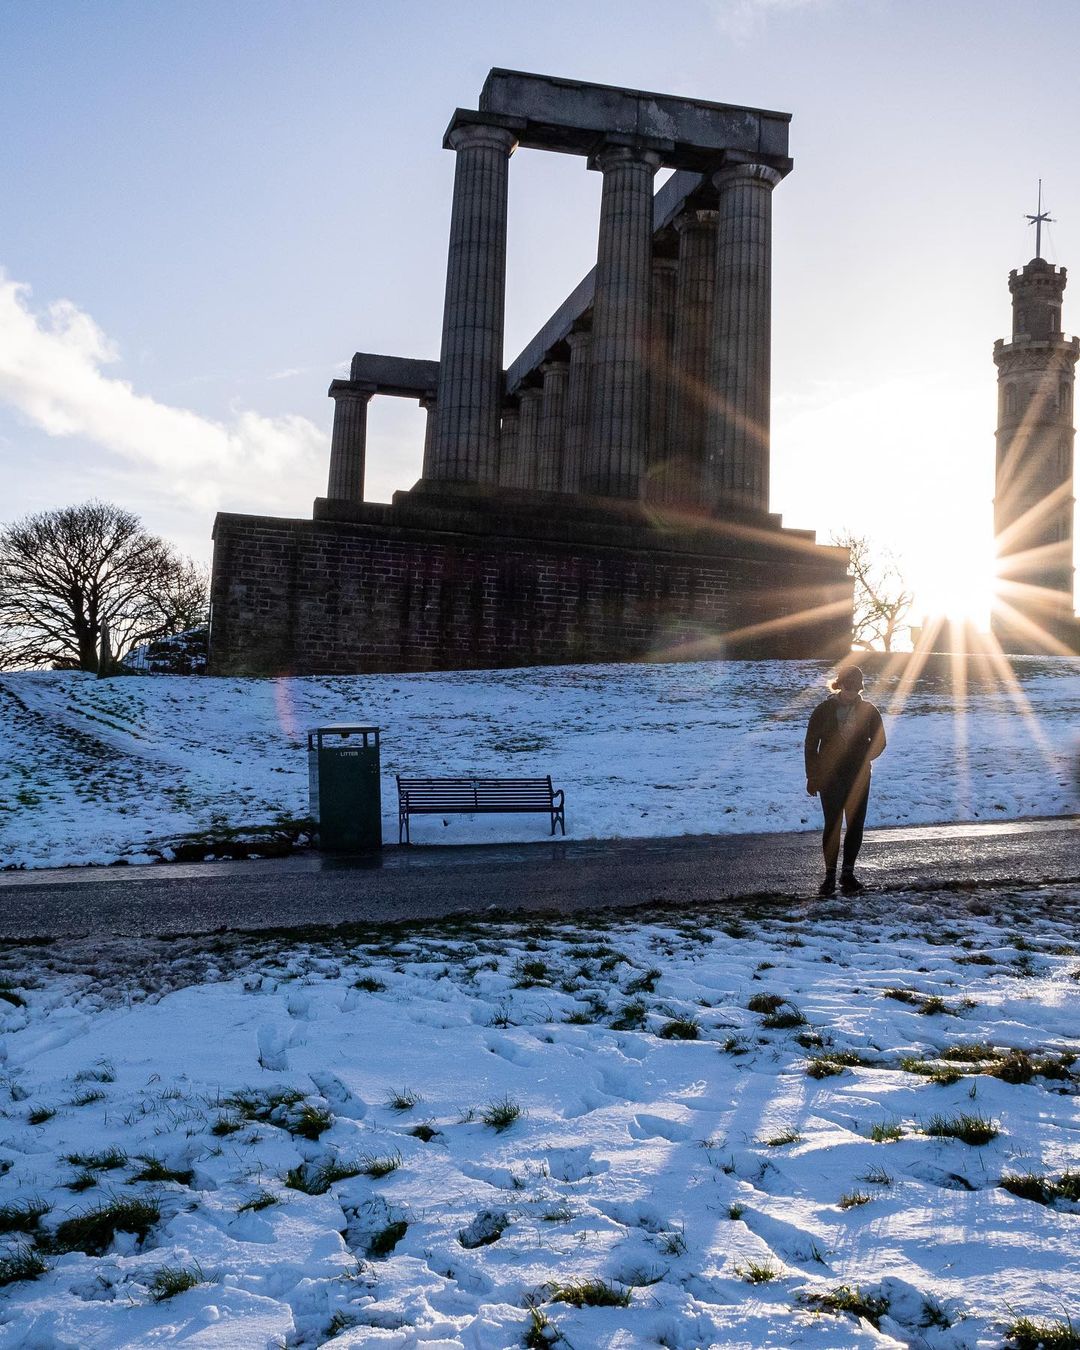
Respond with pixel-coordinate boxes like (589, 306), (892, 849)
(840, 772), (871, 878)
(819, 781), (844, 883)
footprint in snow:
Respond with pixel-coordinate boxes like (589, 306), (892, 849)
(628, 1112), (694, 1142)
(544, 1145), (610, 1182)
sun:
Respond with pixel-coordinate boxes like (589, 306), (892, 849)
(908, 539), (997, 629)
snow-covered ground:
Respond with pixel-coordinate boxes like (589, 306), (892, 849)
(1, 657), (1078, 869)
(0, 888), (1077, 1348)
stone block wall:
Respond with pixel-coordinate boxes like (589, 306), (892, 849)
(209, 497), (852, 675)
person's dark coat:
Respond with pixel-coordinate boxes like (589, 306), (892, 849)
(804, 695), (886, 790)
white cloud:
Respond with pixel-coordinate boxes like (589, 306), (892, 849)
(0, 270), (327, 516)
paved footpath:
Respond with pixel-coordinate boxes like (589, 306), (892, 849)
(0, 816), (1076, 941)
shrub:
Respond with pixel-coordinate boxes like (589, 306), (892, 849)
(547, 1279), (631, 1307)
(802, 1285), (889, 1329)
(482, 1097), (523, 1132)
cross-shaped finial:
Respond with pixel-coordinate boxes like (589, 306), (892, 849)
(1026, 179), (1054, 260)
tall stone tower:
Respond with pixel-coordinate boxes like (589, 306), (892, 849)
(992, 243), (1079, 652)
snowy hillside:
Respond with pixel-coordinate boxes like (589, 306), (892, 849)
(0, 887), (1076, 1347)
(1, 658), (1077, 869)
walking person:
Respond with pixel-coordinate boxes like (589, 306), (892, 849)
(804, 665), (886, 896)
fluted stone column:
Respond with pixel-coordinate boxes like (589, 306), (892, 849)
(536, 358), (569, 492)
(582, 143), (662, 498)
(706, 163), (782, 513)
(666, 208), (718, 505)
(419, 395), (437, 479)
(646, 255), (678, 500)
(327, 384), (375, 502)
(561, 329), (592, 494)
(511, 386), (543, 490)
(497, 403), (520, 489)
(431, 122), (517, 486)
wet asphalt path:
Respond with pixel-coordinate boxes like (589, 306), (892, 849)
(0, 817), (1076, 941)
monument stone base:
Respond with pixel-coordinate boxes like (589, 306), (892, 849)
(208, 488), (853, 675)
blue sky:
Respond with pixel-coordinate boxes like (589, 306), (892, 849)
(2, 0), (1078, 618)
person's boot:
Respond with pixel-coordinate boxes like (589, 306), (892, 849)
(818, 870), (836, 896)
(840, 869), (864, 894)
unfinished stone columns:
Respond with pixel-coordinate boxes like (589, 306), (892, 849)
(431, 122), (517, 486)
(582, 144), (662, 499)
(536, 359), (569, 492)
(665, 207), (718, 506)
(327, 384), (375, 502)
(706, 163), (782, 514)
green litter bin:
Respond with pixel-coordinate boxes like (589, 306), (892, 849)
(307, 725), (382, 851)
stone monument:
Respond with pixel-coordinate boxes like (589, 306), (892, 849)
(209, 70), (854, 674)
(992, 189), (1079, 654)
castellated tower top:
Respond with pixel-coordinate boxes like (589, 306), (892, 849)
(1008, 257), (1068, 342)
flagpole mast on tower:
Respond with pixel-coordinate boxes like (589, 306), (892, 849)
(1026, 179), (1053, 260)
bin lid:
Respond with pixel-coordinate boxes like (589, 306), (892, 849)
(308, 724), (380, 748)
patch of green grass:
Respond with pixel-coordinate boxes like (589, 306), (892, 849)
(547, 1279), (632, 1308)
(747, 992), (785, 1014)
(287, 1104), (334, 1140)
(764, 1129), (801, 1148)
(541, 1204), (573, 1223)
(69, 1090), (106, 1107)
(323, 1311), (358, 1340)
(523, 1303), (563, 1348)
(515, 959), (550, 987)
(366, 1218), (408, 1257)
(1000, 1170), (1080, 1206)
(882, 987), (921, 1004)
(609, 1001), (647, 1031)
(409, 1122), (439, 1142)
(148, 1262), (204, 1302)
(924, 1112), (999, 1145)
(954, 951), (995, 965)
(237, 1190), (278, 1213)
(858, 1166), (893, 1187)
(658, 1017), (699, 1041)
(129, 1155), (193, 1186)
(625, 967), (661, 995)
(359, 1151), (402, 1179)
(73, 1060), (115, 1084)
(802, 1284), (889, 1329)
(762, 1004), (807, 1029)
(1005, 1313), (1080, 1349)
(838, 1190), (873, 1210)
(64, 1147), (127, 1171)
(721, 1035), (750, 1056)
(727, 1203), (744, 1220)
(285, 1155), (371, 1195)
(0, 1245), (48, 1287)
(918, 995), (949, 1015)
(50, 1196), (160, 1255)
(482, 1096), (524, 1133)
(0, 1200), (49, 1234)
(939, 1041), (999, 1063)
(736, 1259), (780, 1284)
(1000, 1172), (1053, 1204)
(210, 1114), (243, 1136)
(386, 1087), (423, 1112)
(66, 1170), (98, 1193)
(898, 1057), (964, 1085)
(805, 1055), (846, 1078)
(563, 1009), (595, 1025)
(27, 1107), (55, 1126)
(353, 975), (386, 992)
(868, 1121), (903, 1143)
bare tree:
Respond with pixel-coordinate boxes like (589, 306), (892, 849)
(0, 501), (208, 672)
(831, 529), (913, 653)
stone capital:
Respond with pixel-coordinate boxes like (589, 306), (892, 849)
(711, 162), (783, 193)
(566, 328), (592, 351)
(587, 141), (664, 174)
(673, 207), (719, 234)
(652, 254), (680, 274)
(539, 357), (570, 378)
(446, 121), (518, 156)
(329, 380), (376, 403)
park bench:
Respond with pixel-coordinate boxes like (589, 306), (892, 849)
(396, 776), (566, 844)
